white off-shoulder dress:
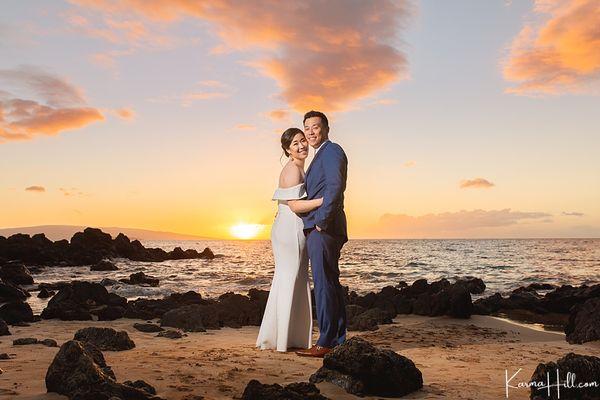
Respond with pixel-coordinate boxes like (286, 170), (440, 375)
(255, 183), (313, 352)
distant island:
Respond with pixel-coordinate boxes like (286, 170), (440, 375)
(0, 225), (215, 241)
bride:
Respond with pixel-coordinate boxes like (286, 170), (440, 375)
(255, 127), (323, 352)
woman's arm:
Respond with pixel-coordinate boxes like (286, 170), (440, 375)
(287, 197), (323, 213)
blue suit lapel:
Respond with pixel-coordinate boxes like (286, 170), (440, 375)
(305, 140), (331, 179)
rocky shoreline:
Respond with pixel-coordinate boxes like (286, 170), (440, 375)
(0, 227), (214, 267)
(1, 228), (599, 399)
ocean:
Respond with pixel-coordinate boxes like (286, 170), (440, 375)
(26, 238), (600, 314)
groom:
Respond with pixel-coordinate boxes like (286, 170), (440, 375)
(296, 110), (348, 358)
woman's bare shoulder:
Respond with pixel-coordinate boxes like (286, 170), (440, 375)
(279, 163), (304, 188)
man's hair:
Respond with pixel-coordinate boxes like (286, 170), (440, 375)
(303, 110), (329, 130)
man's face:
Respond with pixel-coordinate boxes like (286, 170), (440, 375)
(304, 116), (328, 148)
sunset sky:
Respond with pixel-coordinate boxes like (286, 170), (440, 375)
(1, 0), (599, 239)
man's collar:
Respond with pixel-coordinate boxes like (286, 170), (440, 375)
(315, 139), (330, 154)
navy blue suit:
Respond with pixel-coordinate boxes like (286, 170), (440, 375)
(300, 139), (348, 347)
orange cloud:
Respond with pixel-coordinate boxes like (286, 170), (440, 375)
(63, 9), (174, 48)
(147, 90), (230, 107)
(90, 49), (134, 70)
(59, 187), (85, 196)
(268, 109), (289, 121)
(25, 186), (45, 192)
(503, 0), (600, 95)
(234, 124), (256, 131)
(459, 178), (495, 189)
(70, 0), (412, 112)
(196, 80), (227, 88)
(378, 209), (552, 238)
(0, 66), (104, 143)
(114, 107), (136, 120)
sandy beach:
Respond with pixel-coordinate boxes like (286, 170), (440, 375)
(1, 314), (598, 400)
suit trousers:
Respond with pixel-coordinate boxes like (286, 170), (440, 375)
(305, 228), (347, 347)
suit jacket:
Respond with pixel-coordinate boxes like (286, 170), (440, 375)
(301, 140), (348, 243)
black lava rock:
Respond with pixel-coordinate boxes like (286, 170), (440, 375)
(309, 336), (423, 397)
(565, 297), (600, 344)
(529, 352), (600, 400)
(73, 327), (135, 351)
(0, 301), (34, 324)
(242, 379), (328, 400)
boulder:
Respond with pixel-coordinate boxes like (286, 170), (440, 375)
(446, 284), (473, 318)
(96, 305), (126, 321)
(161, 304), (213, 331)
(90, 259), (118, 271)
(121, 272), (159, 287)
(125, 290), (208, 320)
(472, 292), (504, 315)
(0, 233), (64, 265)
(123, 380), (157, 395)
(529, 352), (600, 400)
(133, 323), (164, 333)
(565, 297), (600, 344)
(73, 327), (135, 351)
(37, 287), (55, 298)
(156, 330), (183, 339)
(217, 292), (263, 327)
(0, 279), (30, 301)
(40, 338), (58, 347)
(68, 228), (116, 265)
(247, 288), (269, 312)
(13, 337), (38, 345)
(412, 282), (472, 318)
(309, 336), (423, 397)
(45, 340), (161, 399)
(347, 307), (394, 331)
(242, 379), (328, 400)
(0, 318), (10, 335)
(41, 281), (127, 321)
(454, 276), (486, 294)
(0, 261), (34, 285)
(540, 284), (600, 314)
(100, 278), (120, 286)
(0, 301), (34, 324)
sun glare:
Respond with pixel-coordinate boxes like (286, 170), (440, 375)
(230, 223), (264, 240)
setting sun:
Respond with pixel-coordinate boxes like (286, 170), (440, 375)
(230, 223), (265, 240)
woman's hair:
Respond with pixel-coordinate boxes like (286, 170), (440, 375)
(280, 127), (304, 157)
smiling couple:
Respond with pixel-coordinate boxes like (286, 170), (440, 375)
(255, 110), (348, 358)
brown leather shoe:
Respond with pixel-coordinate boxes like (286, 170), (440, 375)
(295, 345), (332, 358)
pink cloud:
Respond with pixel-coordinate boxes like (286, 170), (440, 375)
(25, 186), (45, 192)
(459, 178), (495, 189)
(70, 0), (412, 112)
(503, 0), (600, 95)
(377, 208), (552, 238)
(0, 66), (104, 143)
(0, 65), (85, 107)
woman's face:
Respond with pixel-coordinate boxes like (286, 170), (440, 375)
(288, 133), (309, 160)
